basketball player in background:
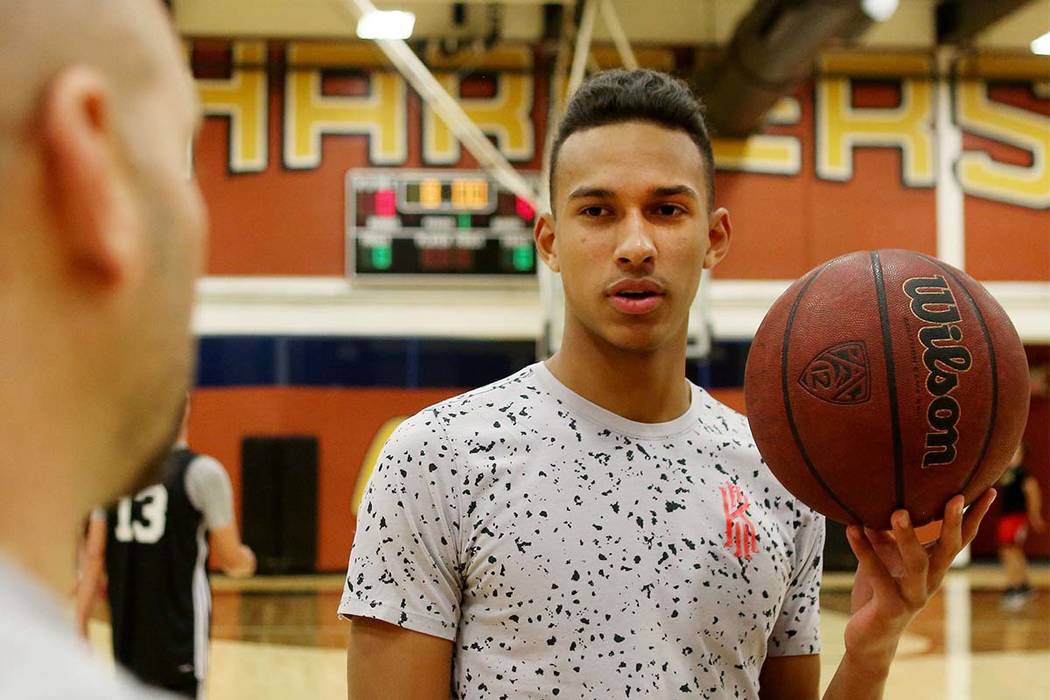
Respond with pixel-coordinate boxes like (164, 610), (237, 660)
(341, 69), (996, 700)
(0, 0), (206, 696)
(997, 442), (1045, 610)
(76, 399), (257, 698)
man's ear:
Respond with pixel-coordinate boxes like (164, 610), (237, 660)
(703, 207), (732, 270)
(41, 66), (137, 287)
(534, 212), (560, 273)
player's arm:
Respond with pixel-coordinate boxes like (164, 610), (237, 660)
(347, 617), (453, 700)
(1023, 476), (1045, 532)
(185, 454), (256, 577)
(340, 414), (464, 699)
(74, 513), (107, 639)
(210, 522), (256, 577)
(821, 490), (996, 700)
(759, 654), (820, 699)
(761, 505), (824, 699)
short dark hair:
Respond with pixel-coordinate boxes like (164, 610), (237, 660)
(549, 69), (716, 209)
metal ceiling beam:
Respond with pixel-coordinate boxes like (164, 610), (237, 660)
(936, 0), (1034, 45)
(333, 0), (540, 206)
(600, 0), (639, 71)
(701, 0), (875, 138)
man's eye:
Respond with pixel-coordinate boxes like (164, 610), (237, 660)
(655, 204), (685, 217)
(581, 206), (608, 217)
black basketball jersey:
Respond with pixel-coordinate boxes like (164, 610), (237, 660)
(105, 447), (209, 687)
(998, 465), (1030, 515)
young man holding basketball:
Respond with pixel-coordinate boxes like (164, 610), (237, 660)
(341, 69), (995, 699)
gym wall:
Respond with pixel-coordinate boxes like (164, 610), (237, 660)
(186, 39), (1050, 571)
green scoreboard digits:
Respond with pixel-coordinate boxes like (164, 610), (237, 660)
(347, 169), (539, 284)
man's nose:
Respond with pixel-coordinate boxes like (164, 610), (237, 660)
(614, 211), (656, 269)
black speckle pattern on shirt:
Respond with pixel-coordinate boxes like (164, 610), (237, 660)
(340, 364), (824, 699)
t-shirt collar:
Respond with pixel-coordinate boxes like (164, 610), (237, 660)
(530, 361), (702, 439)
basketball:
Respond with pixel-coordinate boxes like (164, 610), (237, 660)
(744, 249), (1030, 529)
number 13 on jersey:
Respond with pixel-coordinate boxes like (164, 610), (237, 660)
(113, 485), (168, 544)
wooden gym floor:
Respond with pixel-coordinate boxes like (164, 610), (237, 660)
(84, 564), (1050, 699)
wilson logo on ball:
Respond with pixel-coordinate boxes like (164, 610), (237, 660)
(798, 342), (871, 405)
(903, 275), (973, 468)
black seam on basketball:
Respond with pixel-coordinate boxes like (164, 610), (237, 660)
(781, 264), (862, 523)
(871, 251), (906, 510)
(920, 254), (998, 495)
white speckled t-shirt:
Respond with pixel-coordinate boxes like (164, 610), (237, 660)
(340, 362), (824, 699)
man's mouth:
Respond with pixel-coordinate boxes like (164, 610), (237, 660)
(607, 279), (665, 296)
(606, 280), (666, 315)
(614, 290), (659, 299)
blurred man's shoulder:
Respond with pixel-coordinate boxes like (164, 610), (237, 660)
(0, 560), (173, 698)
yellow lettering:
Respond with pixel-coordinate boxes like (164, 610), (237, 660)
(713, 97), (801, 175)
(284, 42), (407, 168)
(955, 56), (1050, 209)
(422, 46), (535, 164)
(816, 53), (935, 186)
(590, 47), (676, 72)
(194, 42), (269, 173)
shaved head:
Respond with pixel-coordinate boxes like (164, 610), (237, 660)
(0, 0), (191, 174)
(0, 0), (207, 594)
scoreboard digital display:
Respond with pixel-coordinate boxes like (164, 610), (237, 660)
(347, 169), (538, 284)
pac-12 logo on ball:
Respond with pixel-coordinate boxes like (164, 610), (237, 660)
(799, 342), (871, 405)
(903, 275), (973, 468)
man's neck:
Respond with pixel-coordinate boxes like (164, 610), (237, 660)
(545, 325), (691, 424)
(0, 506), (79, 598)
(0, 405), (86, 597)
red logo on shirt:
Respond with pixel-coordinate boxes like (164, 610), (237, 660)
(721, 482), (759, 560)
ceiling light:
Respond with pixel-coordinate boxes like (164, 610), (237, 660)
(861, 0), (899, 22)
(1032, 30), (1050, 56)
(356, 10), (416, 40)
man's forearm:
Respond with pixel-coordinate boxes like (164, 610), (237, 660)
(822, 647), (895, 700)
(74, 556), (103, 637)
(225, 544), (256, 577)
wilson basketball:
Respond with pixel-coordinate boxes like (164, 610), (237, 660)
(744, 250), (1030, 529)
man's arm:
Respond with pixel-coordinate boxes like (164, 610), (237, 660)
(1024, 476), (1046, 532)
(185, 454), (257, 577)
(74, 514), (107, 639)
(820, 490), (996, 700)
(759, 654), (820, 700)
(760, 502), (824, 700)
(339, 413), (464, 699)
(210, 523), (256, 577)
(346, 617), (453, 700)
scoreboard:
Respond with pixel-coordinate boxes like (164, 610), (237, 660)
(347, 169), (539, 284)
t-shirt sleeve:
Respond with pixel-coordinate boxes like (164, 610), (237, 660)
(338, 411), (463, 642)
(767, 508), (825, 657)
(184, 455), (235, 530)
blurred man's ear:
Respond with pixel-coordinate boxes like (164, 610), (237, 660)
(534, 213), (560, 273)
(41, 66), (140, 289)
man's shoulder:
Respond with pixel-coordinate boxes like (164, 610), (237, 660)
(376, 365), (547, 469)
(0, 615), (169, 699)
(693, 387), (761, 460)
(185, 453), (227, 480)
(409, 364), (545, 429)
(694, 388), (823, 523)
